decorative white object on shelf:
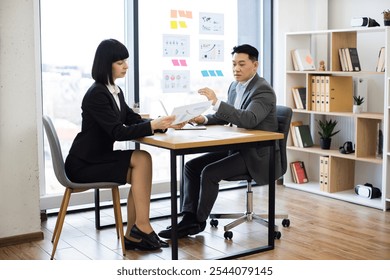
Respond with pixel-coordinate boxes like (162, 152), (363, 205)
(353, 77), (367, 112)
(353, 104), (363, 114)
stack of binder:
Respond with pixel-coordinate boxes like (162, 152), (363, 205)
(310, 75), (353, 112)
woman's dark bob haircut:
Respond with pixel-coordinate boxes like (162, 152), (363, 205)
(91, 39), (129, 85)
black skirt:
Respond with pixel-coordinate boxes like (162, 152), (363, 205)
(64, 150), (133, 184)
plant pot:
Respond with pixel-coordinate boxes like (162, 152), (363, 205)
(384, 19), (390, 26)
(320, 138), (332, 150)
(353, 104), (363, 113)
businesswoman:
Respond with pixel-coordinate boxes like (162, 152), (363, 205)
(65, 39), (175, 251)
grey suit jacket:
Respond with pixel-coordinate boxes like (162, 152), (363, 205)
(205, 74), (282, 185)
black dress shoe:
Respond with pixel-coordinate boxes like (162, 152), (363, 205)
(198, 221), (207, 232)
(158, 223), (200, 239)
(124, 225), (162, 251)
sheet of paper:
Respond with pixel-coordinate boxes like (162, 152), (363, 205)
(170, 101), (212, 125)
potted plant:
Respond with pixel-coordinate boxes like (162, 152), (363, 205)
(383, 9), (390, 26)
(317, 119), (340, 149)
(353, 95), (365, 113)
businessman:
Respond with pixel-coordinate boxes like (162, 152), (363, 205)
(158, 44), (282, 239)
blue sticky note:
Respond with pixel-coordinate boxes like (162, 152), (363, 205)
(208, 70), (216, 76)
(216, 70), (223, 76)
(201, 70), (209, 77)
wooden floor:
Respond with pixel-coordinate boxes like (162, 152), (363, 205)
(1, 184), (390, 260)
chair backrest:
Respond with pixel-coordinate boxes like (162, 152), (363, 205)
(43, 115), (121, 189)
(276, 105), (293, 175)
(42, 115), (72, 187)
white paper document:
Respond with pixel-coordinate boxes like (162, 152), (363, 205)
(161, 100), (212, 125)
(177, 123), (207, 130)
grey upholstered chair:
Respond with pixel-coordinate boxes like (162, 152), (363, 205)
(42, 115), (126, 259)
(209, 105), (292, 239)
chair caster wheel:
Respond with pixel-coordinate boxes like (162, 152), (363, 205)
(210, 219), (219, 227)
(224, 231), (233, 239)
(282, 218), (290, 227)
(274, 231), (281, 239)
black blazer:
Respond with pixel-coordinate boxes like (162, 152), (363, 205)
(68, 83), (153, 163)
(205, 74), (282, 185)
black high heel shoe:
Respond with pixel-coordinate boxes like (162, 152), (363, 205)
(124, 236), (160, 251)
(151, 231), (169, 248)
(125, 225), (169, 251)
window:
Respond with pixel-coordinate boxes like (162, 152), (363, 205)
(40, 0), (125, 209)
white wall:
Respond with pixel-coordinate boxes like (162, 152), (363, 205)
(328, 0), (389, 29)
(273, 0), (328, 104)
(0, 0), (42, 239)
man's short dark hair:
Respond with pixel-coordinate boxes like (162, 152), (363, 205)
(231, 44), (259, 62)
(92, 39), (129, 85)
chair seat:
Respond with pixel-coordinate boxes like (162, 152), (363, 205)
(225, 174), (252, 182)
(67, 181), (120, 190)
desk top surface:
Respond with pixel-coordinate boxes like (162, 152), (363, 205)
(135, 125), (283, 150)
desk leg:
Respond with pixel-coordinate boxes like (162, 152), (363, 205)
(94, 189), (101, 230)
(179, 155), (185, 211)
(268, 142), (276, 248)
(170, 151), (178, 260)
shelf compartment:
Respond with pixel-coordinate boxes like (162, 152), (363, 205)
(355, 117), (382, 158)
(287, 145), (382, 164)
(328, 157), (354, 193)
(331, 31), (356, 71)
(284, 181), (383, 210)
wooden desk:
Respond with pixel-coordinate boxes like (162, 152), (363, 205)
(135, 125), (284, 260)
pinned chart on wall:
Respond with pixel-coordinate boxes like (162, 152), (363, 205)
(163, 35), (190, 57)
(199, 12), (224, 35)
(199, 40), (224, 61)
(162, 70), (190, 93)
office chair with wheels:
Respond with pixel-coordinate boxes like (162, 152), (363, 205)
(42, 115), (126, 259)
(209, 105), (292, 240)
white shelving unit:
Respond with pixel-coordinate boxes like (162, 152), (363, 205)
(284, 27), (390, 211)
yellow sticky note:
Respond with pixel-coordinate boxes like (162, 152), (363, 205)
(170, 21), (178, 29)
(179, 21), (187, 28)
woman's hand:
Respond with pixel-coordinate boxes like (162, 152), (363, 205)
(150, 115), (175, 131)
(170, 122), (187, 129)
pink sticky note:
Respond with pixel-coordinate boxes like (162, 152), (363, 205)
(171, 10), (178, 18)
